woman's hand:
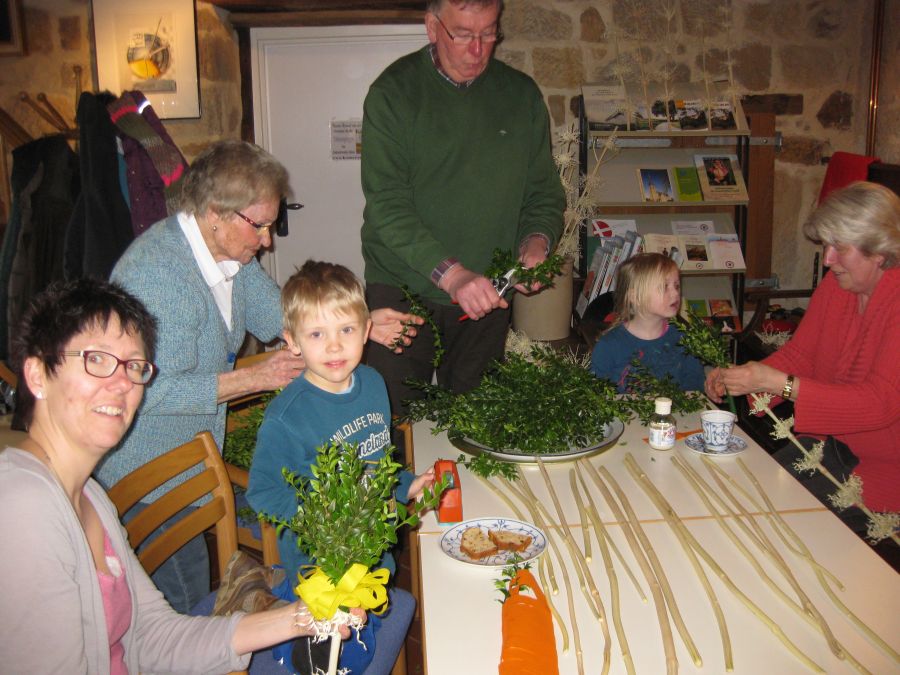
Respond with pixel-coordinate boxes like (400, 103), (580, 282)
(704, 367), (728, 403)
(253, 349), (305, 390)
(370, 307), (425, 352)
(706, 362), (788, 401)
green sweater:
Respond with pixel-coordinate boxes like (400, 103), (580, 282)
(361, 46), (564, 305)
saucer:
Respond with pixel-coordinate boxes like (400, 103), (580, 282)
(684, 432), (747, 456)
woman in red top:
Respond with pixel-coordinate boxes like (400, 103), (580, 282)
(706, 181), (900, 567)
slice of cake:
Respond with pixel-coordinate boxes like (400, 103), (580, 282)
(459, 527), (498, 560)
(488, 528), (533, 553)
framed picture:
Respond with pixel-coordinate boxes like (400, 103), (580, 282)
(92, 0), (200, 119)
(0, 0), (25, 56)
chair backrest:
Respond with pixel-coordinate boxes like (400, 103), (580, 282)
(107, 431), (238, 581)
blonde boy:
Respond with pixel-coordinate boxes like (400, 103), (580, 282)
(248, 260), (433, 577)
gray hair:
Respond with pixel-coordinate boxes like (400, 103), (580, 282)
(425, 0), (502, 14)
(804, 181), (900, 268)
(179, 140), (291, 217)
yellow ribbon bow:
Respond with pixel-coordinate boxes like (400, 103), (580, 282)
(296, 563), (390, 620)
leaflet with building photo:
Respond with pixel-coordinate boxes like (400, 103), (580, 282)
(637, 168), (676, 203)
(671, 219), (714, 236)
(678, 235), (712, 270)
(695, 154), (749, 201)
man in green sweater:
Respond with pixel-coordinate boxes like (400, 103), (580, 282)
(361, 0), (564, 414)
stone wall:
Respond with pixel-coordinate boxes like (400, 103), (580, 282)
(1, 0), (897, 292)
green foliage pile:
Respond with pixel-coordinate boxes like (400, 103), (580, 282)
(222, 393), (274, 470)
(621, 359), (707, 424)
(405, 345), (630, 455)
(269, 440), (445, 583)
(484, 248), (564, 288)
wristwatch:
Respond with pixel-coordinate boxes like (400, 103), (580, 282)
(781, 374), (795, 401)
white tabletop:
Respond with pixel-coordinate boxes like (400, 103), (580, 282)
(410, 413), (900, 675)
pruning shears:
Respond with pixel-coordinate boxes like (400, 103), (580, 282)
(458, 267), (519, 322)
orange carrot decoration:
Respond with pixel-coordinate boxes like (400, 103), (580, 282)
(499, 569), (559, 675)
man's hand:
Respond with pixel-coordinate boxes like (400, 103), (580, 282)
(440, 264), (507, 320)
(370, 307), (424, 352)
(516, 235), (550, 293)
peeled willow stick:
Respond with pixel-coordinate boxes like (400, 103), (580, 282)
(692, 457), (843, 659)
(620, 462), (825, 673)
(597, 465), (703, 668)
(674, 456), (870, 674)
(537, 459), (612, 674)
(579, 459), (679, 675)
(536, 460), (609, 621)
(474, 474), (571, 653)
(503, 471), (602, 624)
(573, 471), (593, 563)
(727, 458), (900, 664)
(623, 455), (733, 672)
(571, 468), (636, 675)
(497, 475), (560, 594)
(574, 464), (647, 603)
(501, 472), (585, 673)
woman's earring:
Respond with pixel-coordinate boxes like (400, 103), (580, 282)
(34, 392), (44, 400)
(212, 225), (218, 232)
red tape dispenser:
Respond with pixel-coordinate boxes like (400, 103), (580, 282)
(434, 459), (463, 524)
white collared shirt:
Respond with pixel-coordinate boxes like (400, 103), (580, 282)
(178, 212), (241, 330)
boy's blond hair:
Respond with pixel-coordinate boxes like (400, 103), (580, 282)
(612, 253), (680, 324)
(282, 260), (369, 340)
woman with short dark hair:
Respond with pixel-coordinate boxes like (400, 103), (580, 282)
(0, 278), (358, 673)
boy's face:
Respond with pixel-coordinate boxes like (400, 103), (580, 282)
(284, 305), (371, 394)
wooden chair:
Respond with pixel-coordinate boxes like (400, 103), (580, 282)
(107, 431), (248, 675)
(107, 431), (238, 586)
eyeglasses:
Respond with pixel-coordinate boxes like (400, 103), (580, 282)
(233, 210), (275, 232)
(433, 14), (502, 45)
(61, 350), (156, 385)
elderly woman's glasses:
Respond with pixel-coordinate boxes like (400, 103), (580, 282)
(433, 14), (502, 45)
(61, 350), (156, 385)
(233, 210), (274, 232)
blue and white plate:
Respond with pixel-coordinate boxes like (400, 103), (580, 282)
(440, 517), (547, 568)
(684, 432), (747, 456)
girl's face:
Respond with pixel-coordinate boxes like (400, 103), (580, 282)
(645, 269), (681, 320)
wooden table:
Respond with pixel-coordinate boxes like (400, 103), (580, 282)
(409, 413), (900, 674)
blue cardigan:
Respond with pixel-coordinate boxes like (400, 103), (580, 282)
(96, 215), (282, 499)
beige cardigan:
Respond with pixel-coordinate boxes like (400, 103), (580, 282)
(0, 448), (250, 674)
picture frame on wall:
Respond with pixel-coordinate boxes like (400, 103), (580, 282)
(92, 0), (200, 119)
(0, 0), (25, 57)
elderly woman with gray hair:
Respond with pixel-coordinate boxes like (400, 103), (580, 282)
(706, 181), (900, 566)
(98, 140), (422, 612)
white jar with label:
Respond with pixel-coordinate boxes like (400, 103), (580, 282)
(648, 397), (676, 450)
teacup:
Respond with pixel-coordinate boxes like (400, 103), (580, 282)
(700, 410), (737, 452)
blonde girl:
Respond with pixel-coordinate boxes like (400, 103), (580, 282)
(589, 253), (705, 392)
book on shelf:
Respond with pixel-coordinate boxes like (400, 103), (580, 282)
(694, 154), (749, 201)
(642, 233), (683, 267)
(683, 298), (710, 318)
(637, 168), (676, 203)
(709, 99), (738, 130)
(671, 219), (715, 236)
(582, 83), (632, 131)
(683, 297), (742, 333)
(672, 166), (703, 202)
(584, 218), (637, 268)
(576, 239), (616, 317)
(678, 235), (712, 270)
(708, 297), (742, 333)
(707, 233), (746, 270)
(598, 235), (626, 296)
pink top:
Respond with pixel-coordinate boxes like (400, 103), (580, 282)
(97, 529), (133, 675)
